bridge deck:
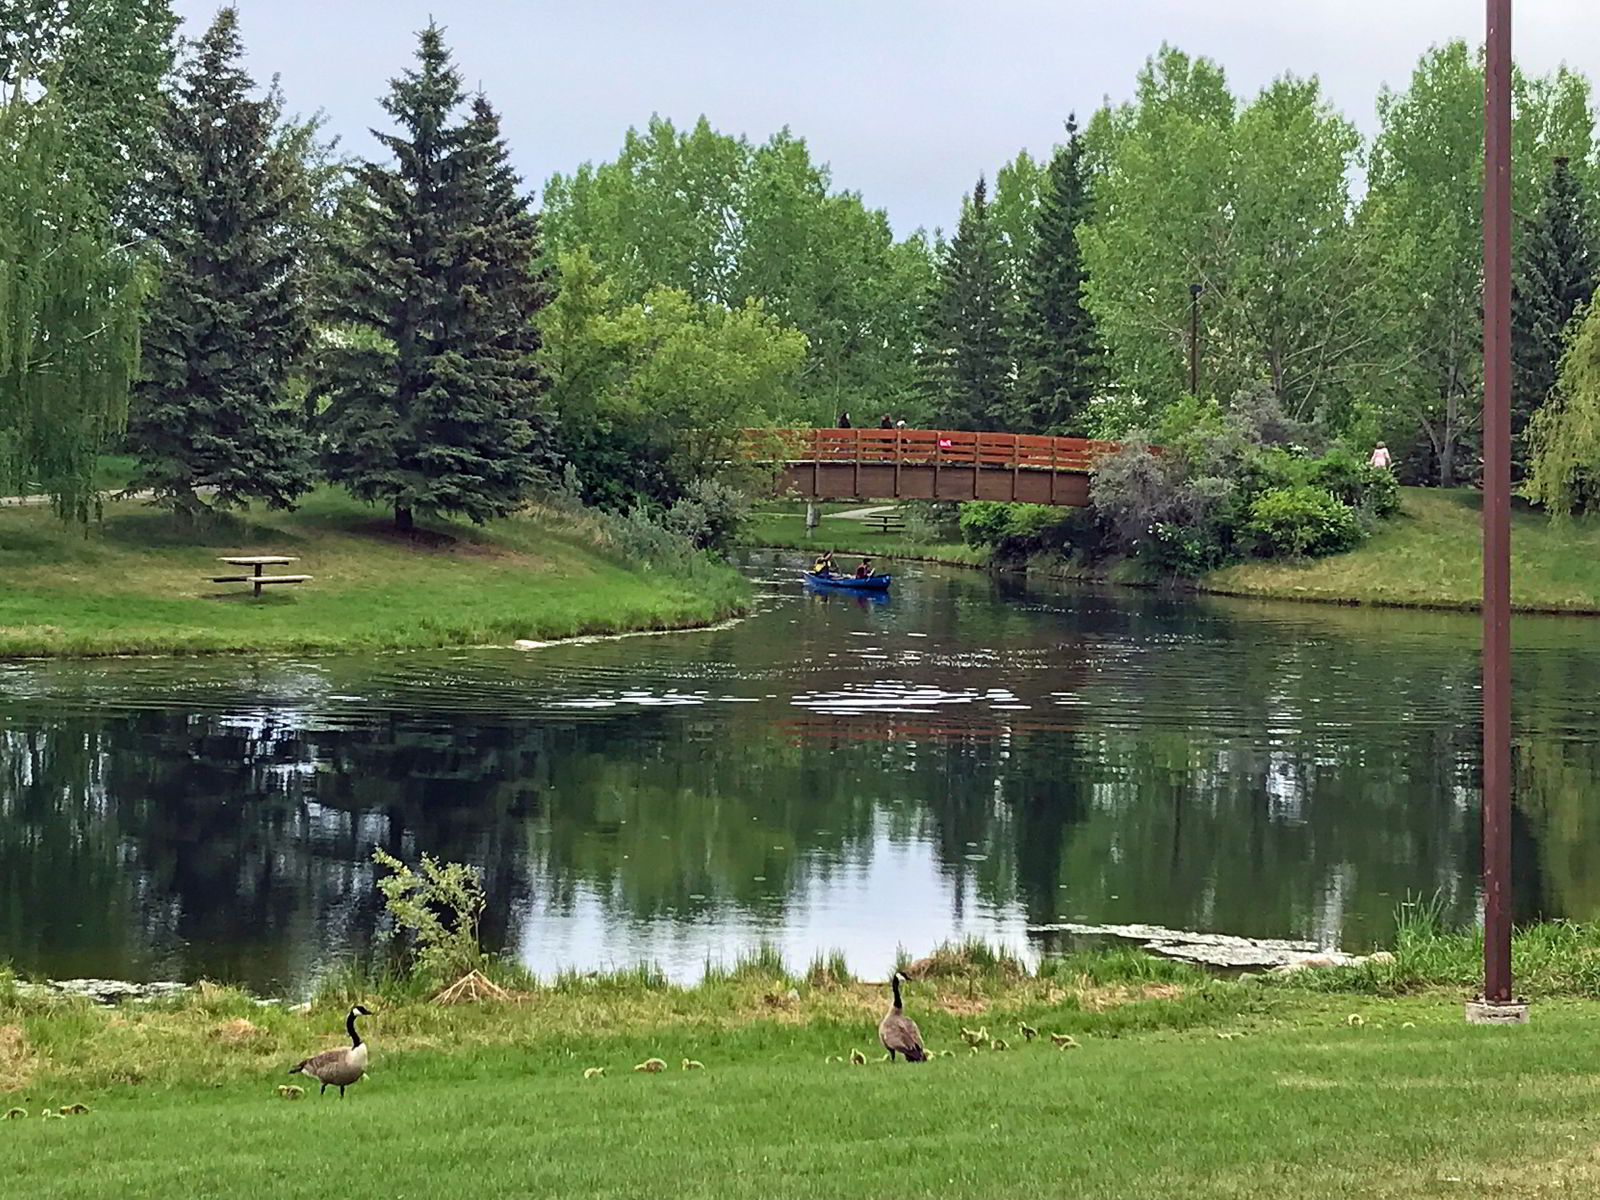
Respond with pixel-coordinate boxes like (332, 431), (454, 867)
(739, 428), (1125, 506)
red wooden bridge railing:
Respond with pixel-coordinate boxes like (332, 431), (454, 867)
(738, 427), (1129, 472)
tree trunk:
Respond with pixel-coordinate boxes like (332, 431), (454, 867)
(395, 504), (414, 531)
(1438, 391), (1459, 488)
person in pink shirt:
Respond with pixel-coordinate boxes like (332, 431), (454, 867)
(1369, 443), (1392, 469)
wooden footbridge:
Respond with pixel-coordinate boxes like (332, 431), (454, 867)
(739, 428), (1128, 506)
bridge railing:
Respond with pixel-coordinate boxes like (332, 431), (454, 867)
(738, 427), (1128, 472)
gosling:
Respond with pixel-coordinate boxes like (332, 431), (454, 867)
(289, 1004), (373, 1099)
(681, 1059), (704, 1071)
(634, 1058), (667, 1073)
(275, 1085), (305, 1100)
(849, 1049), (867, 1065)
(583, 1067), (606, 1079)
(1050, 1033), (1080, 1050)
(1018, 1022), (1038, 1042)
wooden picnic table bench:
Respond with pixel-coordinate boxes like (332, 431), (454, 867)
(864, 512), (906, 535)
(212, 555), (311, 597)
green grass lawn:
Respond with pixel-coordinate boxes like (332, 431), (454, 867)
(1205, 487), (1600, 612)
(6, 981), (1597, 1200)
(744, 509), (985, 567)
(0, 489), (747, 657)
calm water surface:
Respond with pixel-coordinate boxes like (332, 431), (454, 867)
(3, 554), (1599, 993)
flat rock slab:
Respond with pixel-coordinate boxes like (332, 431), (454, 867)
(1028, 921), (1352, 969)
(18, 978), (191, 1004)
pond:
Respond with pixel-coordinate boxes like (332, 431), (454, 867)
(3, 552), (1598, 994)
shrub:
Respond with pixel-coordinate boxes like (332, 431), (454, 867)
(662, 477), (752, 553)
(372, 848), (487, 983)
(1244, 485), (1363, 557)
(1306, 447), (1400, 518)
(959, 501), (1016, 548)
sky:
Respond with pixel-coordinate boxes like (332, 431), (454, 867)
(176, 1), (1600, 236)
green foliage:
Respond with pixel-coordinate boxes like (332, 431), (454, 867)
(1512, 157), (1598, 476)
(0, 0), (178, 226)
(921, 175), (1011, 429)
(371, 847), (486, 983)
(541, 247), (808, 509)
(320, 26), (554, 530)
(958, 502), (1081, 560)
(662, 477), (753, 554)
(1080, 50), (1385, 437)
(1305, 447), (1400, 518)
(542, 117), (932, 423)
(1244, 485), (1362, 558)
(1365, 43), (1596, 486)
(0, 83), (144, 522)
(128, 8), (315, 518)
(1010, 117), (1103, 435)
(1527, 301), (1600, 515)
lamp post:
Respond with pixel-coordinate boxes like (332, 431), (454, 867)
(1188, 282), (1204, 396)
(1469, 0), (1524, 1025)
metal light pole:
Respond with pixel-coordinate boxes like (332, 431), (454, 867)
(1189, 283), (1203, 396)
(1470, 0), (1524, 1024)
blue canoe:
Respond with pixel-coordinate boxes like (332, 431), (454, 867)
(804, 571), (892, 592)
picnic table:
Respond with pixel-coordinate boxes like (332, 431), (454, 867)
(864, 512), (906, 535)
(212, 556), (311, 597)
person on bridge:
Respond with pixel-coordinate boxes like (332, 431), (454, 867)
(837, 411), (852, 428)
(855, 558), (875, 579)
(879, 414), (893, 429)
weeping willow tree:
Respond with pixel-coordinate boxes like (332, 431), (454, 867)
(1526, 302), (1600, 517)
(0, 84), (144, 522)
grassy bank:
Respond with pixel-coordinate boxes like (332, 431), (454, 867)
(8, 924), (1600, 1199)
(744, 510), (986, 567)
(0, 490), (748, 657)
(1204, 487), (1600, 612)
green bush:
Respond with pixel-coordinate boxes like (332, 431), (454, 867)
(372, 848), (487, 984)
(958, 501), (1081, 559)
(959, 501), (1016, 548)
(1305, 447), (1400, 518)
(1244, 485), (1363, 557)
(662, 477), (752, 553)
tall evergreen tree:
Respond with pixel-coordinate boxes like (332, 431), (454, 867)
(921, 176), (1011, 430)
(321, 26), (554, 530)
(1011, 117), (1103, 434)
(1512, 156), (1598, 476)
(128, 7), (314, 518)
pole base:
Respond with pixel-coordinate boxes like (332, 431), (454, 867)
(1465, 998), (1529, 1025)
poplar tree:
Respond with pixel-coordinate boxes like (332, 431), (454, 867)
(1011, 117), (1103, 434)
(1512, 156), (1598, 476)
(128, 8), (314, 518)
(921, 176), (1011, 430)
(321, 26), (554, 530)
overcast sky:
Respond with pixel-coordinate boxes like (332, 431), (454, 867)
(177, 1), (1599, 235)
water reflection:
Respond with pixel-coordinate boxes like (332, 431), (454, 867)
(1, 556), (1597, 992)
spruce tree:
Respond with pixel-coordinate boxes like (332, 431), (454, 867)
(128, 7), (314, 518)
(921, 176), (1011, 430)
(321, 27), (554, 530)
(1010, 117), (1103, 434)
(1512, 157), (1598, 476)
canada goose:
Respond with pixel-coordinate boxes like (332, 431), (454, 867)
(878, 971), (927, 1062)
(276, 1085), (304, 1100)
(634, 1058), (667, 1073)
(1018, 1022), (1038, 1041)
(681, 1059), (704, 1071)
(289, 1004), (373, 1098)
(849, 1048), (867, 1065)
(1050, 1033), (1079, 1050)
(583, 1067), (606, 1079)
